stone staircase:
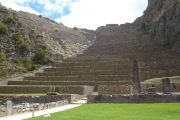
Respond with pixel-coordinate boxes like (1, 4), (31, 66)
(4, 57), (131, 94)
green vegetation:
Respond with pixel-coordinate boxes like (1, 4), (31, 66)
(27, 103), (180, 120)
(33, 46), (48, 64)
(55, 29), (58, 32)
(13, 33), (29, 53)
(0, 52), (5, 63)
(142, 76), (180, 84)
(4, 16), (16, 25)
(0, 94), (46, 96)
(23, 58), (39, 71)
(0, 22), (8, 34)
(13, 33), (25, 45)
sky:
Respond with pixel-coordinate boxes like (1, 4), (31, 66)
(0, 0), (148, 30)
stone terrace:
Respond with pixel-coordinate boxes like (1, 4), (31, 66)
(1, 23), (180, 96)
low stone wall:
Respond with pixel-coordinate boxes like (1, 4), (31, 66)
(141, 83), (180, 93)
(0, 86), (50, 94)
(87, 94), (180, 103)
(13, 95), (71, 104)
(0, 95), (74, 117)
(98, 85), (132, 95)
(0, 95), (71, 105)
(55, 86), (84, 94)
(0, 86), (87, 94)
(0, 100), (69, 117)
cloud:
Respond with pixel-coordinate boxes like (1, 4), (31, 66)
(0, 0), (40, 14)
(0, 0), (73, 19)
(57, 0), (148, 30)
(0, 0), (148, 30)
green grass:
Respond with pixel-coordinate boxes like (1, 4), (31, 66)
(142, 76), (180, 84)
(27, 103), (180, 120)
(0, 94), (46, 96)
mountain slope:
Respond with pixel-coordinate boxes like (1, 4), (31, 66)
(0, 4), (94, 79)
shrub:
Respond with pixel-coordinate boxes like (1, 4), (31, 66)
(0, 52), (5, 63)
(23, 58), (39, 71)
(13, 33), (29, 54)
(4, 16), (16, 25)
(33, 47), (48, 64)
(55, 29), (58, 32)
(19, 44), (29, 53)
(0, 22), (8, 34)
(13, 33), (24, 45)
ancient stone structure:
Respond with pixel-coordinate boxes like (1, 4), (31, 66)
(0, 0), (180, 105)
(162, 78), (171, 94)
(87, 94), (180, 103)
(6, 100), (12, 116)
(132, 60), (141, 94)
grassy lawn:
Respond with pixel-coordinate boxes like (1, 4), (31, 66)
(27, 103), (180, 120)
(0, 94), (46, 96)
(142, 76), (180, 84)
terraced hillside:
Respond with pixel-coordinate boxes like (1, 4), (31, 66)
(2, 22), (180, 95)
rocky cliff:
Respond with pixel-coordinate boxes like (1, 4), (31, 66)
(137, 0), (180, 52)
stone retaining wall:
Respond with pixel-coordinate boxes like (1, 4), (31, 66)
(98, 85), (132, 95)
(0, 95), (71, 105)
(0, 86), (86, 94)
(87, 94), (180, 103)
(141, 83), (180, 93)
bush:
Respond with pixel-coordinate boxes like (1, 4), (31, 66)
(0, 52), (5, 63)
(23, 58), (39, 71)
(13, 33), (29, 54)
(33, 47), (48, 64)
(4, 16), (16, 25)
(13, 33), (24, 45)
(0, 22), (8, 34)
(19, 44), (29, 53)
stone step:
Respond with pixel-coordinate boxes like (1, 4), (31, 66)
(139, 66), (180, 71)
(35, 71), (85, 76)
(44, 66), (89, 72)
(64, 58), (130, 62)
(24, 75), (130, 81)
(44, 66), (131, 72)
(140, 69), (180, 81)
(54, 65), (130, 69)
(55, 61), (130, 67)
(72, 55), (129, 59)
(35, 72), (129, 76)
(8, 80), (131, 86)
(0, 85), (86, 94)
